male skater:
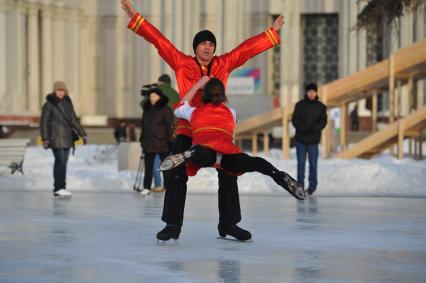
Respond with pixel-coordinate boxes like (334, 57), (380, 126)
(121, 0), (284, 241)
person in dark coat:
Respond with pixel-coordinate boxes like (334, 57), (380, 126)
(114, 120), (127, 143)
(292, 82), (327, 196)
(139, 86), (173, 196)
(40, 81), (87, 197)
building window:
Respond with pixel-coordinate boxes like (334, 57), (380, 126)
(301, 14), (339, 90)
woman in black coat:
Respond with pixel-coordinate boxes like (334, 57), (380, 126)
(40, 81), (87, 197)
(140, 87), (173, 195)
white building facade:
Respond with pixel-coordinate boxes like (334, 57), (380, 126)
(1, 0), (425, 119)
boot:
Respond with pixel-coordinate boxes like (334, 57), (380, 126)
(218, 223), (252, 241)
(156, 225), (181, 241)
(273, 171), (306, 200)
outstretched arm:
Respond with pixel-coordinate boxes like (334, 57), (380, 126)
(121, 0), (186, 70)
(221, 15), (284, 70)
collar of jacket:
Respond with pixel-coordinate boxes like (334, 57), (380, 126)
(46, 93), (71, 104)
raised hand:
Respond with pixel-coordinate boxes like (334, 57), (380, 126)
(273, 15), (285, 31)
(121, 0), (137, 18)
(197, 76), (211, 89)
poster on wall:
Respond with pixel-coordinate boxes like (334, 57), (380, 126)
(227, 68), (260, 95)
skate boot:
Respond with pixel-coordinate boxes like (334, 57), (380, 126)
(273, 171), (306, 200)
(156, 225), (181, 242)
(218, 224), (252, 241)
(159, 150), (193, 171)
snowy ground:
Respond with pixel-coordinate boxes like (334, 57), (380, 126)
(0, 145), (425, 196)
(1, 145), (426, 282)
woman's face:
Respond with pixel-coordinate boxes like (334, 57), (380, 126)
(149, 92), (161, 105)
(55, 89), (65, 99)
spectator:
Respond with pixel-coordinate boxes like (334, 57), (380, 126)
(40, 81), (87, 198)
(139, 86), (173, 196)
(114, 120), (127, 143)
(292, 82), (327, 196)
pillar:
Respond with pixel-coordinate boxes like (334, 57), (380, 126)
(27, 4), (40, 113)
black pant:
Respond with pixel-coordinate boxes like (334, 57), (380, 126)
(190, 145), (279, 177)
(143, 152), (170, 189)
(161, 135), (242, 227)
(52, 148), (70, 191)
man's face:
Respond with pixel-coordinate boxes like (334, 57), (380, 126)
(307, 90), (317, 100)
(55, 89), (65, 99)
(195, 41), (215, 62)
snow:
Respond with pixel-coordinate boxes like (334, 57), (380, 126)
(0, 144), (425, 196)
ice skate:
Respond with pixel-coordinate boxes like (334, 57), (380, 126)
(273, 171), (306, 200)
(140, 189), (151, 196)
(217, 224), (252, 242)
(53, 189), (72, 198)
(156, 225), (181, 244)
(159, 150), (193, 171)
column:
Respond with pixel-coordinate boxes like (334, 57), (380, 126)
(0, 4), (7, 112)
(340, 102), (348, 150)
(27, 4), (40, 113)
(52, 4), (65, 81)
(41, 6), (53, 95)
(372, 91), (378, 132)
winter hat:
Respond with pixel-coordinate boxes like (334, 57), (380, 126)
(53, 81), (68, 96)
(193, 30), (216, 53)
(158, 74), (171, 84)
(305, 82), (318, 93)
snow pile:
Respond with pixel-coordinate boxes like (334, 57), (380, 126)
(0, 145), (425, 196)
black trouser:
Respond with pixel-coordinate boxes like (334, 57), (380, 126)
(189, 145), (279, 177)
(143, 152), (170, 189)
(161, 135), (241, 227)
(52, 148), (70, 191)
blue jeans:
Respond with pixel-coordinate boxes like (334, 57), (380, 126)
(153, 154), (162, 187)
(52, 148), (70, 191)
(295, 142), (319, 192)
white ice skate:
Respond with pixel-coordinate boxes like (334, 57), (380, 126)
(54, 189), (72, 198)
(159, 150), (194, 171)
(140, 189), (151, 196)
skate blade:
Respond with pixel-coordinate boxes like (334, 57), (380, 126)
(216, 237), (253, 243)
(157, 239), (179, 246)
(54, 195), (72, 199)
(159, 159), (174, 171)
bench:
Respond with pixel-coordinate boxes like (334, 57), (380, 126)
(0, 139), (31, 175)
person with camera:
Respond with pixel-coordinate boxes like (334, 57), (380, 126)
(40, 81), (87, 198)
(139, 85), (174, 196)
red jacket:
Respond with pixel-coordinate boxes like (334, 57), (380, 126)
(185, 103), (241, 176)
(128, 13), (280, 137)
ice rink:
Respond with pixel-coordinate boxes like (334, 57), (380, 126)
(1, 191), (425, 283)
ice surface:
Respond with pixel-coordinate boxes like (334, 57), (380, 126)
(1, 144), (425, 281)
(0, 192), (425, 283)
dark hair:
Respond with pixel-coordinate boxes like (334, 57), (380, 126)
(202, 78), (226, 105)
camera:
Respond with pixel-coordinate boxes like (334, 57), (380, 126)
(141, 83), (159, 96)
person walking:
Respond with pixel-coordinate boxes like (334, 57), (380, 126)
(40, 81), (87, 197)
(139, 86), (173, 196)
(291, 83), (327, 196)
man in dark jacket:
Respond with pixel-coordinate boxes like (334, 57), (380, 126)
(40, 81), (87, 197)
(292, 83), (327, 196)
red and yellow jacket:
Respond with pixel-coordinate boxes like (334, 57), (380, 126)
(183, 103), (241, 176)
(128, 13), (280, 137)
